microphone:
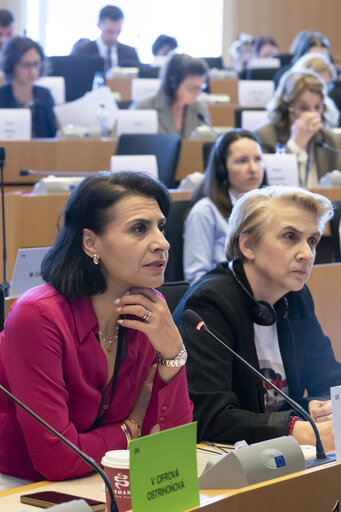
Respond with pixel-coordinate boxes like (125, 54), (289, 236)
(182, 309), (335, 466)
(315, 140), (341, 155)
(19, 169), (96, 177)
(0, 383), (119, 512)
(0, 147), (9, 297)
(196, 113), (220, 138)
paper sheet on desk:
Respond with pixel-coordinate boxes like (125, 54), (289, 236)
(54, 86), (118, 130)
(331, 385), (341, 460)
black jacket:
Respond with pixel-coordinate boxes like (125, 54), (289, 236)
(173, 260), (341, 444)
(0, 83), (57, 138)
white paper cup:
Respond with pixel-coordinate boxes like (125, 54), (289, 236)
(101, 450), (131, 512)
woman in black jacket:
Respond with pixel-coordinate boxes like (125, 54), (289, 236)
(174, 185), (340, 452)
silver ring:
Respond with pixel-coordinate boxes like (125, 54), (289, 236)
(142, 309), (152, 322)
(307, 124), (314, 131)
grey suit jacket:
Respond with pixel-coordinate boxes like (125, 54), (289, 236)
(131, 92), (211, 138)
(256, 122), (341, 180)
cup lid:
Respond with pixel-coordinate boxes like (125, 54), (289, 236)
(101, 449), (130, 469)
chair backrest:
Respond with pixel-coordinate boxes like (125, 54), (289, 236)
(47, 55), (105, 101)
(0, 284), (5, 332)
(234, 107), (267, 129)
(164, 199), (192, 282)
(238, 67), (278, 80)
(330, 200), (341, 262)
(202, 141), (215, 170)
(115, 133), (182, 189)
(138, 66), (161, 78)
(157, 281), (190, 313)
(202, 57), (224, 70)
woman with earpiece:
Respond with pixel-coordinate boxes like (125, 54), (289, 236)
(130, 53), (210, 138)
(174, 185), (341, 451)
(256, 69), (341, 188)
(183, 129), (266, 285)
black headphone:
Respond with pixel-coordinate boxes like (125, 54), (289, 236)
(228, 260), (288, 326)
(214, 133), (229, 180)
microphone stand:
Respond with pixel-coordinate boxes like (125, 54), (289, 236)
(19, 169), (96, 177)
(0, 383), (119, 512)
(0, 147), (9, 297)
(184, 310), (336, 467)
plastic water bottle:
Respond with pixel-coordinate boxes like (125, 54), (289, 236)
(97, 103), (108, 137)
(92, 71), (105, 90)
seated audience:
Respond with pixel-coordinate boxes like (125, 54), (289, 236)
(131, 53), (210, 138)
(292, 32), (330, 65)
(0, 171), (192, 482)
(291, 52), (339, 128)
(0, 8), (14, 50)
(174, 185), (340, 451)
(274, 32), (331, 86)
(256, 69), (341, 187)
(184, 130), (266, 285)
(229, 33), (254, 73)
(0, 36), (57, 138)
(71, 5), (140, 70)
(152, 34), (178, 57)
(254, 36), (279, 59)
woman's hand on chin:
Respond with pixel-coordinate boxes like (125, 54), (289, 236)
(290, 111), (322, 150)
(115, 287), (184, 356)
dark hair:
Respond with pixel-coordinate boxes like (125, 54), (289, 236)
(41, 171), (171, 299)
(254, 36), (278, 55)
(0, 8), (14, 27)
(98, 5), (123, 23)
(293, 32), (330, 63)
(192, 129), (266, 218)
(152, 34), (178, 56)
(161, 53), (208, 105)
(2, 36), (44, 80)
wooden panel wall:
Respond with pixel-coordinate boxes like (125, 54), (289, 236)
(222, 0), (341, 66)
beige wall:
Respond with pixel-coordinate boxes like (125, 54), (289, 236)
(222, 0), (341, 66)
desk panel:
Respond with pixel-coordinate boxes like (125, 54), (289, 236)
(2, 139), (117, 185)
(0, 190), (191, 284)
(1, 461), (341, 511)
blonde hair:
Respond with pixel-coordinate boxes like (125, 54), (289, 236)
(292, 52), (337, 82)
(267, 69), (327, 126)
(225, 186), (333, 261)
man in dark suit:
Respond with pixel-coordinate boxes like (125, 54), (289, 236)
(71, 5), (140, 70)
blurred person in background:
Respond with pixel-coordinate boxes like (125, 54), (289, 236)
(0, 8), (14, 50)
(0, 36), (57, 138)
(71, 5), (140, 70)
(184, 130), (267, 285)
(131, 53), (209, 138)
(256, 69), (341, 187)
(254, 36), (279, 59)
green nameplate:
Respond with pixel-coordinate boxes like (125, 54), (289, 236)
(129, 422), (199, 512)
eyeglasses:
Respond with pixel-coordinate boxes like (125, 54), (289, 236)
(184, 83), (207, 94)
(18, 61), (41, 70)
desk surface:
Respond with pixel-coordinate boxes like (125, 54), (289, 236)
(1, 457), (341, 512)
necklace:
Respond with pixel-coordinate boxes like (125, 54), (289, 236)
(98, 324), (119, 352)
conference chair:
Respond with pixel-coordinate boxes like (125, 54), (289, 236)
(0, 283), (5, 332)
(277, 53), (293, 67)
(202, 57), (224, 70)
(157, 281), (190, 313)
(238, 67), (278, 80)
(47, 55), (105, 101)
(138, 66), (161, 79)
(115, 133), (182, 189)
(202, 141), (215, 170)
(330, 200), (341, 262)
(164, 199), (192, 282)
(234, 107), (267, 129)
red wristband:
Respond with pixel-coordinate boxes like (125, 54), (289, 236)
(288, 416), (300, 436)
